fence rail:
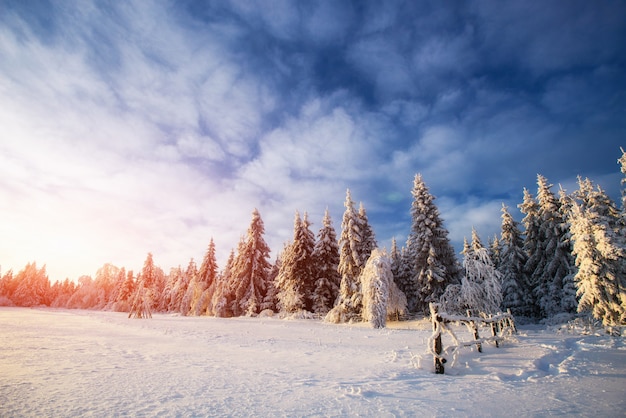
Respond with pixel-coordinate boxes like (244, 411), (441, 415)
(428, 303), (516, 374)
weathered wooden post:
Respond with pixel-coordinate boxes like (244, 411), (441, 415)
(489, 314), (499, 348)
(506, 308), (517, 334)
(430, 303), (445, 374)
(467, 310), (482, 353)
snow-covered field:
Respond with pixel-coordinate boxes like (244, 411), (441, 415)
(1, 308), (624, 417)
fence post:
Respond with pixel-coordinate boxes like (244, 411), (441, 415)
(430, 303), (445, 374)
(467, 309), (482, 353)
(506, 308), (517, 334)
(489, 314), (499, 348)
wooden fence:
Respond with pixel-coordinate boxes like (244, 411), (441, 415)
(428, 302), (517, 374)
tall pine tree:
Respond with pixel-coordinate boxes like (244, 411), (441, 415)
(129, 253), (159, 318)
(179, 258), (199, 316)
(394, 239), (417, 312)
(191, 239), (219, 316)
(534, 175), (576, 317)
(569, 202), (626, 327)
(230, 209), (272, 316)
(275, 211), (315, 314)
(327, 189), (365, 322)
(499, 203), (528, 316)
(406, 174), (460, 314)
(212, 249), (235, 317)
(557, 187), (579, 314)
(311, 209), (341, 315)
(357, 202), (377, 266)
(519, 188), (542, 318)
(390, 237), (401, 286)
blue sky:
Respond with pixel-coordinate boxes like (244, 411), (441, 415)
(1, 0), (625, 281)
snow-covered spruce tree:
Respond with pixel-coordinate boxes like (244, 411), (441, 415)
(190, 239), (219, 316)
(166, 266), (184, 312)
(179, 258), (199, 316)
(575, 177), (623, 234)
(360, 249), (392, 328)
(519, 188), (542, 318)
(145, 255), (165, 310)
(262, 255), (280, 313)
(50, 278), (77, 308)
(387, 274), (408, 321)
(390, 237), (401, 280)
(568, 203), (626, 327)
(489, 235), (502, 272)
(556, 187), (578, 314)
(276, 211), (312, 315)
(407, 174), (461, 314)
(230, 209), (273, 316)
(533, 175), (577, 318)
(129, 253), (163, 318)
(357, 202), (377, 266)
(66, 276), (99, 309)
(112, 270), (135, 312)
(160, 268), (175, 312)
(394, 241), (418, 312)
(389, 237), (410, 319)
(107, 267), (128, 311)
(326, 189), (364, 323)
(311, 209), (341, 315)
(93, 263), (120, 309)
(0, 269), (17, 306)
(211, 249), (235, 317)
(441, 230), (502, 315)
(499, 203), (529, 316)
(11, 262), (51, 307)
(300, 212), (318, 310)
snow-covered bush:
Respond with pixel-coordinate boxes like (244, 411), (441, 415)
(360, 249), (392, 328)
(440, 231), (502, 315)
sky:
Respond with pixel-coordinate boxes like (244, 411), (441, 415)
(1, 0), (625, 282)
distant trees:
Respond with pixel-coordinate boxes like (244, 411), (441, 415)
(0, 270), (16, 306)
(10, 263), (50, 307)
(3, 148), (625, 331)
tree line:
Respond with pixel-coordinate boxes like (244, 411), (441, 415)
(1, 149), (625, 329)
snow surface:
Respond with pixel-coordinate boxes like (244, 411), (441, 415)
(1, 308), (625, 417)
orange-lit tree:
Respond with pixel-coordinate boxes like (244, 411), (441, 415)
(276, 211), (316, 315)
(12, 262), (51, 307)
(229, 209), (272, 317)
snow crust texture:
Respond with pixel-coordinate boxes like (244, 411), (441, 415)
(1, 308), (625, 417)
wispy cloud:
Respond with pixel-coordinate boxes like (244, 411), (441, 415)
(1, 1), (624, 280)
